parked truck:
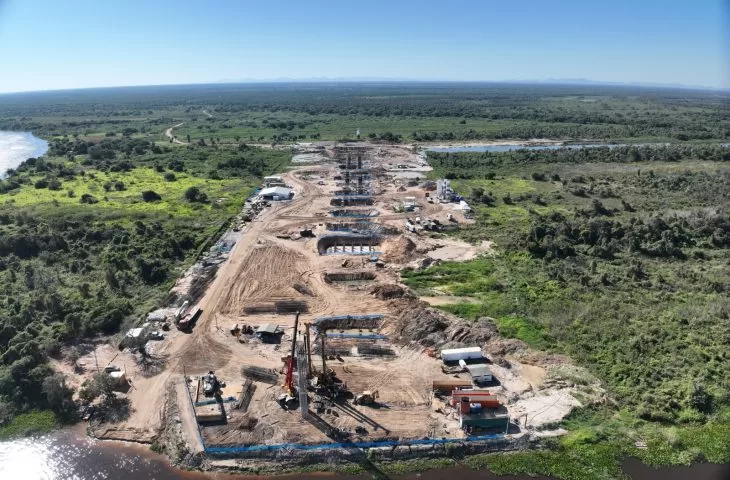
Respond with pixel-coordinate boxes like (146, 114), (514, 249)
(177, 306), (202, 331)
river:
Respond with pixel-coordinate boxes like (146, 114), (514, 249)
(0, 131), (49, 176)
(1, 428), (728, 480)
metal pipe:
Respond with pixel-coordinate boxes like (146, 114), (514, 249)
(305, 322), (314, 377)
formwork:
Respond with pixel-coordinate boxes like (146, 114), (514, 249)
(316, 234), (382, 255)
(330, 209), (378, 218)
(325, 222), (397, 235)
(312, 337), (396, 357)
(241, 366), (279, 384)
(312, 314), (384, 331)
(242, 300), (309, 314)
(329, 196), (374, 207)
(323, 271), (376, 284)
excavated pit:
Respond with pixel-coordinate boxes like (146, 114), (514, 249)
(316, 234), (383, 255)
(330, 196), (374, 207)
(323, 271), (377, 285)
(330, 209), (379, 218)
(242, 299), (309, 314)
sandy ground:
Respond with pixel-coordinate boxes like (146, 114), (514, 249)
(64, 143), (596, 448)
(164, 122), (188, 145)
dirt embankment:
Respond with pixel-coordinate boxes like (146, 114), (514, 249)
(386, 296), (569, 366)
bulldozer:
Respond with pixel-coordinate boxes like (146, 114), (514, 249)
(353, 390), (379, 406)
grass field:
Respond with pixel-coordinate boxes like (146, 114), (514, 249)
(3, 165), (255, 218)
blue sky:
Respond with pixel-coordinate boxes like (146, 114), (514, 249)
(0, 0), (727, 93)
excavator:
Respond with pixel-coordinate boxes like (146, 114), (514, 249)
(354, 390), (379, 406)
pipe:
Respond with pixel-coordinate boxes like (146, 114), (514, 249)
(305, 323), (314, 377)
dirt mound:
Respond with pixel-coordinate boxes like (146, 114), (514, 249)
(387, 298), (497, 347)
(387, 298), (570, 366)
(381, 236), (418, 263)
(369, 283), (415, 300)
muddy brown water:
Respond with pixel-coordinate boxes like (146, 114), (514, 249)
(1, 428), (728, 479)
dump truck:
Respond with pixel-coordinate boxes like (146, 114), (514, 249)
(177, 306), (202, 331)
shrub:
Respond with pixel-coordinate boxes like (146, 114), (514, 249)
(184, 186), (208, 203)
(141, 190), (162, 202)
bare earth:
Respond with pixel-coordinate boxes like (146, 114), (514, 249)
(63, 143), (601, 450)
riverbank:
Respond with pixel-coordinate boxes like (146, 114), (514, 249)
(0, 130), (49, 176)
(0, 411), (57, 440)
(3, 414), (729, 479)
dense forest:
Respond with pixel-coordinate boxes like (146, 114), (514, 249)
(403, 144), (730, 473)
(0, 127), (289, 429)
(0, 83), (727, 142)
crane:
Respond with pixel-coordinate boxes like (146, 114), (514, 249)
(283, 311), (300, 397)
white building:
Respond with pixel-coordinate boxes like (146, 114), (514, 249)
(260, 186), (293, 201)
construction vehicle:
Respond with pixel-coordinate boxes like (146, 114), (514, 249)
(278, 312), (300, 409)
(354, 390), (379, 406)
(177, 306), (201, 331)
(203, 371), (222, 397)
(174, 300), (190, 322)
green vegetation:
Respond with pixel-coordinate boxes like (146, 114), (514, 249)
(0, 83), (728, 475)
(0, 83), (727, 143)
(0, 114), (289, 433)
(402, 143), (730, 477)
(0, 410), (57, 440)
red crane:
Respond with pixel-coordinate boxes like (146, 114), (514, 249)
(283, 311), (300, 396)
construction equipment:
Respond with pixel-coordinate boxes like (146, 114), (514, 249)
(177, 306), (201, 331)
(203, 371), (222, 397)
(304, 323), (314, 378)
(279, 311), (300, 408)
(354, 390), (379, 406)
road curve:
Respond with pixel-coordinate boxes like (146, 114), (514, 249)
(164, 122), (188, 144)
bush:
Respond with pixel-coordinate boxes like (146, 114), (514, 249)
(79, 193), (98, 204)
(184, 186), (208, 203)
(141, 190), (162, 202)
(163, 172), (176, 182)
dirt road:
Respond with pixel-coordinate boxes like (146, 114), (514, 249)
(164, 122), (187, 144)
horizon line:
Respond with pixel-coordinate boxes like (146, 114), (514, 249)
(1, 78), (728, 96)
